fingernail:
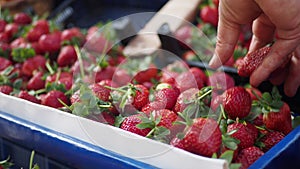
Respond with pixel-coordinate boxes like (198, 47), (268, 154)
(209, 54), (220, 69)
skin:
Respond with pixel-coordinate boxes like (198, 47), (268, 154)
(209, 0), (300, 97)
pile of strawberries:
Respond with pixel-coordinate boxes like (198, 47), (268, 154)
(0, 9), (296, 169)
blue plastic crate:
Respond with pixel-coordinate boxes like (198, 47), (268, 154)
(0, 111), (157, 169)
(249, 125), (300, 169)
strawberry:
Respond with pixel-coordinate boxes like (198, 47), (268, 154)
(207, 72), (235, 94)
(160, 60), (188, 85)
(0, 19), (7, 33)
(235, 146), (264, 169)
(0, 57), (12, 71)
(263, 102), (292, 135)
(61, 27), (85, 45)
(21, 55), (46, 76)
(98, 79), (118, 88)
(111, 69), (131, 87)
(18, 90), (40, 104)
(89, 83), (111, 102)
(150, 109), (178, 129)
(222, 86), (252, 119)
(245, 86), (262, 101)
(173, 88), (199, 113)
(154, 83), (180, 110)
(30, 42), (43, 54)
(200, 6), (218, 27)
(10, 37), (29, 49)
(85, 32), (112, 53)
(129, 84), (150, 110)
(171, 118), (222, 157)
(70, 90), (80, 104)
(4, 23), (19, 39)
(227, 122), (255, 149)
(237, 46), (271, 77)
(259, 131), (285, 152)
(95, 66), (116, 83)
(0, 32), (10, 43)
(120, 114), (151, 137)
(33, 20), (50, 33)
(38, 32), (61, 53)
(245, 122), (259, 141)
(88, 111), (115, 125)
(57, 45), (77, 67)
(210, 94), (223, 111)
(175, 71), (202, 92)
(0, 85), (13, 95)
(189, 67), (208, 86)
(26, 71), (45, 90)
(46, 72), (73, 90)
(13, 12), (32, 25)
(132, 67), (159, 84)
(41, 90), (69, 108)
(141, 101), (166, 115)
(26, 20), (49, 42)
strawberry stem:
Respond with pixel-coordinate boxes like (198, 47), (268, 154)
(74, 45), (85, 79)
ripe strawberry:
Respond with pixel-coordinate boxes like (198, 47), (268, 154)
(0, 57), (12, 71)
(222, 86), (252, 119)
(85, 32), (112, 54)
(227, 122), (255, 149)
(38, 32), (61, 53)
(130, 84), (149, 110)
(245, 122), (259, 141)
(200, 6), (218, 27)
(207, 72), (235, 94)
(0, 19), (7, 33)
(18, 90), (40, 104)
(13, 12), (32, 25)
(33, 20), (50, 33)
(111, 69), (131, 87)
(154, 83), (180, 110)
(141, 101), (166, 115)
(95, 66), (116, 83)
(0, 32), (10, 43)
(263, 102), (292, 135)
(213, 0), (219, 7)
(57, 45), (77, 67)
(30, 42), (43, 54)
(10, 37), (29, 49)
(237, 46), (271, 77)
(0, 85), (13, 95)
(246, 87), (262, 101)
(210, 94), (223, 111)
(41, 90), (69, 108)
(171, 118), (222, 157)
(26, 71), (45, 90)
(175, 71), (202, 92)
(89, 83), (111, 102)
(235, 146), (264, 169)
(26, 20), (49, 42)
(98, 79), (118, 88)
(4, 23), (19, 39)
(189, 67), (208, 85)
(21, 55), (46, 76)
(151, 109), (178, 129)
(46, 72), (73, 90)
(160, 60), (188, 85)
(88, 111), (115, 125)
(260, 131), (285, 152)
(120, 114), (151, 137)
(173, 88), (199, 113)
(61, 27), (85, 45)
(132, 67), (159, 84)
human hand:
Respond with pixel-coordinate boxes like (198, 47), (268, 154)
(209, 0), (300, 97)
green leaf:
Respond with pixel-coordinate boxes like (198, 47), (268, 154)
(114, 115), (125, 127)
(12, 78), (23, 89)
(176, 132), (185, 140)
(229, 163), (242, 169)
(219, 150), (234, 164)
(136, 122), (154, 129)
(262, 92), (272, 103)
(154, 126), (170, 137)
(211, 153), (218, 159)
(12, 48), (36, 63)
(292, 116), (300, 129)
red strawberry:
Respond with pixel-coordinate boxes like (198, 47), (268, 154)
(130, 84), (149, 110)
(175, 71), (201, 92)
(171, 118), (222, 157)
(33, 20), (50, 33)
(263, 102), (292, 135)
(141, 101), (166, 115)
(173, 88), (199, 113)
(4, 23), (19, 38)
(21, 55), (46, 76)
(260, 131), (285, 152)
(89, 83), (111, 102)
(26, 71), (45, 90)
(227, 122), (255, 149)
(132, 66), (159, 84)
(26, 20), (49, 42)
(10, 37), (28, 48)
(57, 45), (77, 67)
(46, 72), (73, 90)
(95, 66), (116, 83)
(189, 67), (208, 85)
(0, 19), (7, 33)
(120, 114), (151, 137)
(85, 32), (112, 53)
(13, 12), (32, 25)
(0, 85), (13, 95)
(111, 69), (131, 87)
(210, 94), (223, 111)
(237, 46), (271, 77)
(0, 57), (12, 71)
(207, 72), (235, 94)
(245, 122), (259, 141)
(235, 146), (264, 169)
(0, 32), (10, 43)
(151, 109), (178, 129)
(18, 90), (40, 104)
(154, 83), (180, 110)
(41, 90), (69, 108)
(38, 32), (61, 53)
(98, 79), (118, 88)
(246, 87), (262, 101)
(61, 27), (85, 45)
(213, 0), (219, 7)
(200, 6), (218, 27)
(222, 86), (252, 119)
(88, 111), (115, 125)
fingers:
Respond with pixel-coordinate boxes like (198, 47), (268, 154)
(284, 47), (300, 97)
(248, 14), (275, 53)
(250, 39), (298, 87)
